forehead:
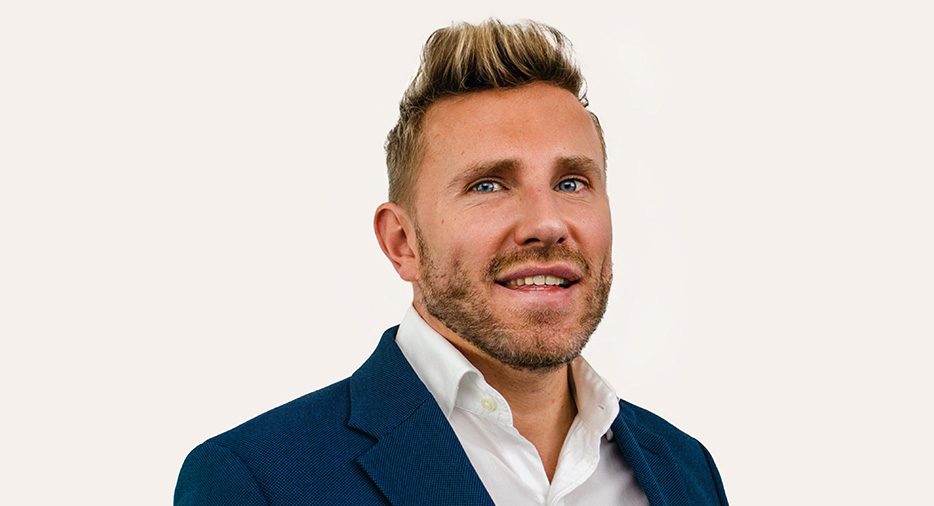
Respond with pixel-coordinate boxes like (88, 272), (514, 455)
(415, 82), (604, 186)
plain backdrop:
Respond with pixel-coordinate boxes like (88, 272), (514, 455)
(2, 1), (932, 504)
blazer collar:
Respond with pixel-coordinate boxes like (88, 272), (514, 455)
(611, 401), (688, 506)
(348, 327), (495, 506)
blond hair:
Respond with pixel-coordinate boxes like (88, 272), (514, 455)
(384, 19), (605, 208)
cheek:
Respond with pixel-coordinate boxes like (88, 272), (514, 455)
(579, 211), (613, 255)
(450, 204), (514, 240)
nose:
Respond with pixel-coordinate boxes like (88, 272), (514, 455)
(514, 188), (570, 247)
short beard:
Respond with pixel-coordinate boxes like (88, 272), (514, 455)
(417, 232), (611, 372)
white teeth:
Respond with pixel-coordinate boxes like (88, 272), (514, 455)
(505, 275), (570, 287)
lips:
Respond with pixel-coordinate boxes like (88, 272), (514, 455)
(494, 263), (582, 290)
(504, 274), (572, 287)
(487, 245), (590, 293)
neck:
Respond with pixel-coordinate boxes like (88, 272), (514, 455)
(442, 328), (578, 482)
(481, 359), (578, 482)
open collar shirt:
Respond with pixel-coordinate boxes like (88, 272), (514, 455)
(395, 306), (649, 506)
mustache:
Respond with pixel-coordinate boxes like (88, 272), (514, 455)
(485, 245), (591, 279)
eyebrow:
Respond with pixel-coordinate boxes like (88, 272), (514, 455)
(559, 156), (603, 179)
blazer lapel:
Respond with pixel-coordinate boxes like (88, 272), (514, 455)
(348, 327), (495, 506)
(612, 402), (688, 506)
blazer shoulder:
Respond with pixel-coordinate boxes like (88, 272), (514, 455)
(205, 377), (374, 466)
(176, 329), (420, 505)
(212, 378), (352, 443)
(618, 398), (699, 445)
(177, 378), (383, 504)
(175, 441), (269, 506)
(616, 398), (729, 505)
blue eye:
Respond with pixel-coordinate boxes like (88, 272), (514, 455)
(472, 181), (503, 193)
(556, 178), (586, 192)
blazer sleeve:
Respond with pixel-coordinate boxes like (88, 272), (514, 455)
(174, 442), (269, 506)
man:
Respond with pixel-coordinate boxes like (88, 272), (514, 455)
(175, 20), (728, 506)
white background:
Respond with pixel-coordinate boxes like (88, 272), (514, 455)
(2, 1), (931, 504)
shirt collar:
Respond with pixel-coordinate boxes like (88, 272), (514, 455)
(395, 305), (620, 433)
(569, 355), (620, 437)
(395, 305), (479, 418)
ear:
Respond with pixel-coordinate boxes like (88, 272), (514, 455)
(374, 202), (418, 282)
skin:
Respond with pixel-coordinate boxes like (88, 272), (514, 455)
(375, 82), (613, 481)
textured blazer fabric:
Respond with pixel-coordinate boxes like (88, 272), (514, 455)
(175, 327), (729, 506)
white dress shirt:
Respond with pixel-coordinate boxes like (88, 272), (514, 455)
(395, 306), (649, 506)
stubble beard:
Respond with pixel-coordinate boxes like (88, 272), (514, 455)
(416, 235), (612, 371)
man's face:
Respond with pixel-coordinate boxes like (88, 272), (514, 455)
(410, 82), (613, 371)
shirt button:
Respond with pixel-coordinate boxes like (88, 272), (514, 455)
(480, 398), (497, 412)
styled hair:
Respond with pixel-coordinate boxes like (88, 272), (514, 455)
(384, 19), (605, 209)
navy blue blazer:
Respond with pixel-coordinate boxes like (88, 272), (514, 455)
(175, 327), (728, 505)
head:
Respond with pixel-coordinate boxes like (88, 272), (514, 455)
(385, 19), (606, 212)
(376, 20), (612, 372)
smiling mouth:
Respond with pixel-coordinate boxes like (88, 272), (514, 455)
(500, 275), (574, 288)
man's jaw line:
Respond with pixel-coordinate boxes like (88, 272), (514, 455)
(413, 300), (580, 377)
